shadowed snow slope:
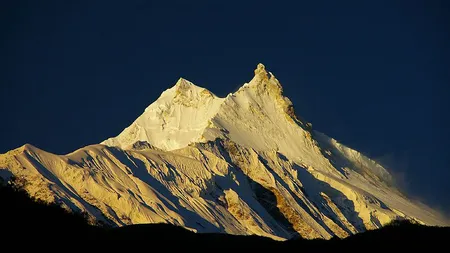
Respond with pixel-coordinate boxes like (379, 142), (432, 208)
(1, 64), (447, 240)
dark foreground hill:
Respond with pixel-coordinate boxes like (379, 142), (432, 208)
(1, 183), (448, 251)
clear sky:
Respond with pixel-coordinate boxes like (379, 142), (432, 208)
(1, 1), (449, 214)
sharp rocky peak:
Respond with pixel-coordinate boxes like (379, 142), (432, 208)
(166, 77), (218, 102)
(175, 77), (194, 89)
(173, 77), (202, 93)
(236, 63), (284, 98)
(249, 63), (277, 84)
(253, 63), (270, 82)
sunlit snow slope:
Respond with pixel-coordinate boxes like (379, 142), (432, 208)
(1, 64), (447, 240)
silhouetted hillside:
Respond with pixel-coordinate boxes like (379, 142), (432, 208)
(0, 181), (103, 237)
(1, 183), (448, 250)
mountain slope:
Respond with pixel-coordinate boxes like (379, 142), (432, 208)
(0, 64), (447, 240)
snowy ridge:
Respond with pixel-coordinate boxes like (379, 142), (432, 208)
(1, 64), (448, 240)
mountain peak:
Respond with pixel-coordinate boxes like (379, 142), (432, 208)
(255, 63), (267, 75)
(173, 77), (198, 92)
(252, 63), (270, 84)
(243, 63), (283, 98)
(175, 77), (192, 87)
(171, 78), (219, 102)
(166, 77), (219, 102)
(102, 76), (224, 151)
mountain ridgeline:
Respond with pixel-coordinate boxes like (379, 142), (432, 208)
(0, 64), (447, 241)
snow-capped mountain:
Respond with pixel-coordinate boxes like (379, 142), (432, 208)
(0, 64), (447, 240)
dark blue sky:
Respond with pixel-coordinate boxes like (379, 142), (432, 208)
(1, 1), (449, 214)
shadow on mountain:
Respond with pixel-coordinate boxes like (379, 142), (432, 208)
(106, 147), (218, 232)
(1, 182), (449, 250)
(0, 180), (103, 238)
(248, 176), (301, 238)
(294, 163), (367, 232)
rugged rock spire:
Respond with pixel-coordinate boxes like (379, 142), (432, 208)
(253, 63), (270, 82)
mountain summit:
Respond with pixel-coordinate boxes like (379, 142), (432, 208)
(1, 64), (447, 240)
(102, 75), (224, 150)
